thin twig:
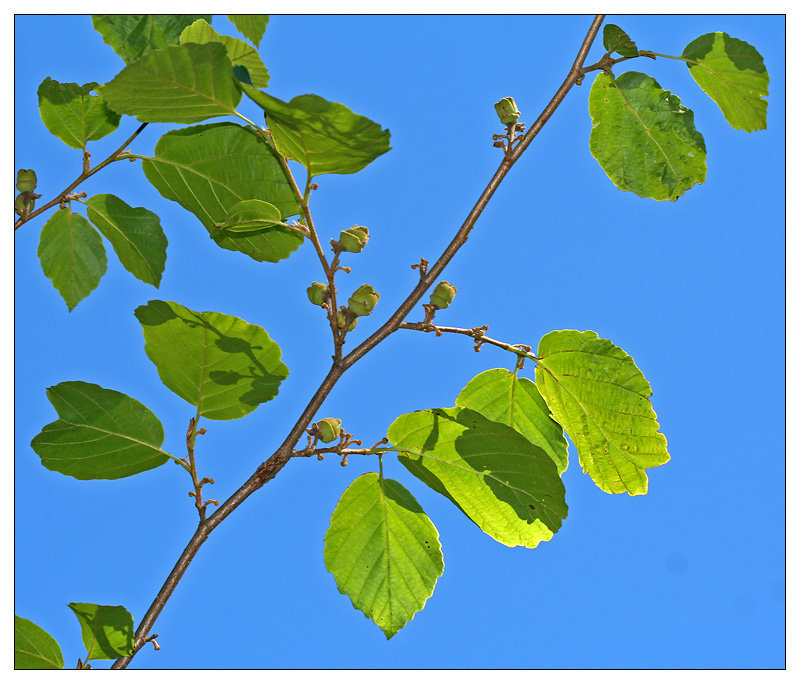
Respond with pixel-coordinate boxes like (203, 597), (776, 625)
(111, 16), (604, 668)
(399, 321), (537, 361)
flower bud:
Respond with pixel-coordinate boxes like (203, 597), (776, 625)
(317, 417), (343, 443)
(494, 97), (520, 125)
(16, 169), (37, 193)
(336, 311), (358, 332)
(430, 281), (457, 309)
(307, 281), (329, 306)
(338, 225), (370, 253)
(348, 284), (380, 316)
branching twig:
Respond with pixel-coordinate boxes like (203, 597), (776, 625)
(111, 15), (604, 669)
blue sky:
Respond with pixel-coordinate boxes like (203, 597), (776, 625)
(14, 14), (785, 669)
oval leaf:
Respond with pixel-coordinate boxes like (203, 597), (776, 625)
(134, 300), (289, 421)
(38, 208), (107, 311)
(101, 42), (241, 124)
(388, 407), (567, 548)
(215, 199), (287, 234)
(589, 71), (707, 201)
(86, 194), (167, 287)
(30, 381), (171, 480)
(456, 368), (569, 474)
(682, 32), (769, 132)
(14, 615), (64, 669)
(37, 78), (120, 149)
(535, 330), (670, 496)
(141, 122), (302, 263)
(67, 603), (134, 661)
(602, 24), (639, 58)
(241, 88), (391, 177)
(181, 18), (270, 88)
(324, 473), (444, 639)
(91, 14), (211, 64)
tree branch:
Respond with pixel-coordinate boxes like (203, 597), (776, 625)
(111, 14), (604, 668)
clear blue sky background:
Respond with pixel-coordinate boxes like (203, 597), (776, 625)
(15, 15), (785, 669)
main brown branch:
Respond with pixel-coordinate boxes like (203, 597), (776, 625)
(111, 14), (604, 668)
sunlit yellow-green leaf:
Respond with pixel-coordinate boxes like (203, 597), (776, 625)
(14, 615), (64, 669)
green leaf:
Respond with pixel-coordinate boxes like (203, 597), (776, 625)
(456, 368), (569, 474)
(589, 71), (707, 201)
(140, 122), (303, 263)
(388, 407), (567, 548)
(180, 18), (270, 88)
(134, 300), (289, 421)
(535, 330), (670, 496)
(30, 381), (171, 480)
(91, 14), (211, 64)
(100, 42), (241, 124)
(240, 88), (391, 177)
(227, 15), (269, 47)
(38, 208), (107, 311)
(37, 78), (120, 149)
(602, 24), (640, 58)
(682, 32), (769, 132)
(213, 199), (289, 235)
(67, 603), (134, 661)
(86, 194), (167, 287)
(14, 615), (64, 669)
(324, 473), (443, 639)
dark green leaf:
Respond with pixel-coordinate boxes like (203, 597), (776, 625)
(456, 368), (569, 474)
(227, 15), (269, 47)
(86, 194), (167, 287)
(240, 88), (391, 177)
(67, 603), (134, 660)
(324, 473), (443, 639)
(682, 32), (769, 132)
(91, 14), (211, 64)
(37, 78), (120, 149)
(14, 615), (64, 669)
(535, 330), (670, 496)
(134, 300), (289, 421)
(100, 42), (241, 124)
(388, 407), (567, 548)
(140, 122), (303, 263)
(30, 381), (171, 480)
(38, 208), (107, 311)
(602, 24), (639, 58)
(180, 18), (270, 88)
(589, 71), (707, 201)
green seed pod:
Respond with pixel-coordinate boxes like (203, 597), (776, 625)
(338, 225), (370, 253)
(348, 284), (380, 316)
(337, 311), (358, 332)
(307, 281), (329, 306)
(317, 417), (343, 443)
(494, 97), (520, 125)
(430, 280), (457, 309)
(16, 169), (37, 193)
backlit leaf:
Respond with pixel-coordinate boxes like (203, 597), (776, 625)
(38, 208), (107, 311)
(213, 199), (289, 235)
(240, 88), (391, 177)
(86, 194), (167, 287)
(140, 122), (302, 262)
(388, 407), (567, 548)
(324, 473), (443, 639)
(67, 603), (134, 661)
(14, 615), (64, 669)
(589, 71), (707, 201)
(456, 368), (569, 474)
(181, 18), (270, 88)
(30, 381), (171, 480)
(37, 78), (120, 149)
(91, 14), (211, 64)
(535, 330), (670, 496)
(602, 24), (639, 58)
(227, 15), (269, 47)
(101, 42), (241, 124)
(134, 300), (289, 421)
(682, 32), (768, 132)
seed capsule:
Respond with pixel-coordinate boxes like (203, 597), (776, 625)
(430, 281), (457, 309)
(338, 225), (370, 253)
(317, 417), (343, 443)
(348, 284), (380, 316)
